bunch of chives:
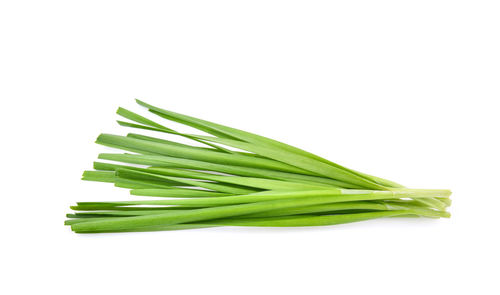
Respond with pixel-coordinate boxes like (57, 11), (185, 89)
(66, 100), (451, 233)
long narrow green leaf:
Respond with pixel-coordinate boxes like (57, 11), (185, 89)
(71, 204), (197, 211)
(68, 211), (408, 233)
(126, 133), (218, 152)
(145, 167), (333, 191)
(117, 107), (168, 130)
(96, 134), (317, 175)
(70, 202), (391, 219)
(182, 134), (386, 189)
(93, 161), (141, 172)
(124, 188), (228, 198)
(72, 223), (213, 232)
(128, 132), (267, 158)
(69, 210), (189, 217)
(67, 209), (439, 229)
(81, 171), (115, 183)
(113, 177), (182, 189)
(117, 107), (233, 153)
(244, 202), (391, 218)
(116, 168), (258, 195)
(77, 188), (450, 208)
(201, 210), (414, 227)
(98, 153), (360, 188)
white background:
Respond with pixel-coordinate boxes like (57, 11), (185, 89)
(1, 1), (499, 294)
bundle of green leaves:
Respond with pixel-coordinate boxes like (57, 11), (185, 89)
(66, 100), (451, 233)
